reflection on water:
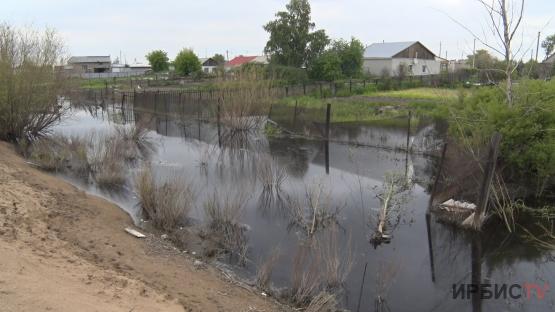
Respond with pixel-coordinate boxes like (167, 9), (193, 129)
(50, 98), (555, 312)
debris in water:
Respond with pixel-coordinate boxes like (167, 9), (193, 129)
(125, 227), (146, 238)
(439, 199), (476, 212)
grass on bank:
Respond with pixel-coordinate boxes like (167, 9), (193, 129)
(368, 87), (462, 100)
(275, 91), (452, 124)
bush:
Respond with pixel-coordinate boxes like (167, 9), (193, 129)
(0, 24), (67, 142)
(450, 80), (555, 193)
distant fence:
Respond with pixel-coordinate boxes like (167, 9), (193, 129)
(72, 71), (148, 79)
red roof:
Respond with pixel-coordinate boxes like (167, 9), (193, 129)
(225, 55), (257, 67)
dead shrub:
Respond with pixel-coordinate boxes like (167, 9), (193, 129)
(0, 23), (68, 142)
(136, 166), (195, 231)
(287, 181), (341, 237)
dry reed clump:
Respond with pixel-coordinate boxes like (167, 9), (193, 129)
(113, 124), (153, 161)
(305, 291), (339, 312)
(255, 248), (281, 291)
(25, 135), (90, 175)
(89, 135), (127, 188)
(203, 191), (250, 264)
(289, 243), (322, 306)
(257, 155), (287, 193)
(136, 166), (195, 231)
(214, 66), (276, 132)
(287, 181), (341, 237)
(317, 225), (353, 289)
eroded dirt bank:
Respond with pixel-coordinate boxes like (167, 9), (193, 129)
(0, 142), (283, 312)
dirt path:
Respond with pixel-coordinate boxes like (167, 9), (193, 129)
(0, 142), (284, 312)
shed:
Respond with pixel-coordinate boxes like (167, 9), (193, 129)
(363, 42), (440, 77)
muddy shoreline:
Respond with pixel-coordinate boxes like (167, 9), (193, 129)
(0, 142), (287, 312)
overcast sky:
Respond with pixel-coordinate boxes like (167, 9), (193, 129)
(1, 0), (554, 63)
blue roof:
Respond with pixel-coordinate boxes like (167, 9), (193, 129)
(363, 42), (417, 58)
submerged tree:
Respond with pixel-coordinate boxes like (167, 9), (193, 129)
(146, 50), (169, 72)
(263, 0), (329, 68)
(0, 23), (67, 142)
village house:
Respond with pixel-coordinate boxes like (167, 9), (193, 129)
(224, 55), (269, 70)
(363, 41), (441, 77)
(199, 57), (219, 74)
(66, 56), (111, 74)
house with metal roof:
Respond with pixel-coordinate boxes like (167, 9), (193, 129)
(363, 41), (441, 77)
(225, 55), (269, 70)
(66, 56), (111, 74)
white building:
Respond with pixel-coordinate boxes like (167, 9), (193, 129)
(363, 41), (441, 77)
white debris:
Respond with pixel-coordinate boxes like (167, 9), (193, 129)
(440, 199), (477, 212)
(125, 228), (146, 238)
(161, 234), (168, 239)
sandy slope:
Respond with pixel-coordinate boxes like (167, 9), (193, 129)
(0, 142), (283, 312)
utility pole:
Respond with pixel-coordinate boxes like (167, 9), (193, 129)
(439, 42), (442, 59)
(536, 32), (541, 62)
(226, 50), (229, 61)
(472, 38), (476, 69)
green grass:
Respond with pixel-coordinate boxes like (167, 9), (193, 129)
(276, 94), (450, 124)
(367, 87), (463, 100)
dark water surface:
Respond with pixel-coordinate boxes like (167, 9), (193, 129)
(51, 101), (555, 312)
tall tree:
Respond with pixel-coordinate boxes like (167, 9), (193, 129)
(174, 49), (201, 76)
(465, 49), (497, 69)
(263, 0), (329, 68)
(146, 50), (169, 72)
(212, 53), (226, 66)
(541, 34), (555, 59)
(330, 37), (365, 78)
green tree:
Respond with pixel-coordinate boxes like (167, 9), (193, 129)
(542, 34), (555, 59)
(308, 51), (342, 81)
(466, 49), (497, 69)
(330, 37), (365, 78)
(263, 0), (329, 68)
(145, 50), (169, 72)
(212, 54), (226, 66)
(174, 49), (201, 76)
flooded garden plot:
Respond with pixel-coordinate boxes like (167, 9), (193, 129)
(21, 88), (555, 312)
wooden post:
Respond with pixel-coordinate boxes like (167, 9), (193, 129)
(293, 99), (298, 127)
(217, 100), (222, 147)
(285, 86), (289, 97)
(406, 111), (412, 152)
(429, 143), (448, 207)
(268, 103), (273, 119)
(319, 83), (323, 98)
(325, 103), (331, 140)
(467, 132), (502, 229)
(425, 212), (436, 283)
(303, 83), (306, 95)
(349, 79), (352, 94)
(154, 91), (158, 113)
(356, 262), (368, 312)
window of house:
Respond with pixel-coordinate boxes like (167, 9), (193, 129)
(422, 65), (427, 73)
(408, 65), (413, 72)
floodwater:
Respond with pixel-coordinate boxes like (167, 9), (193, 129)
(50, 97), (555, 312)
